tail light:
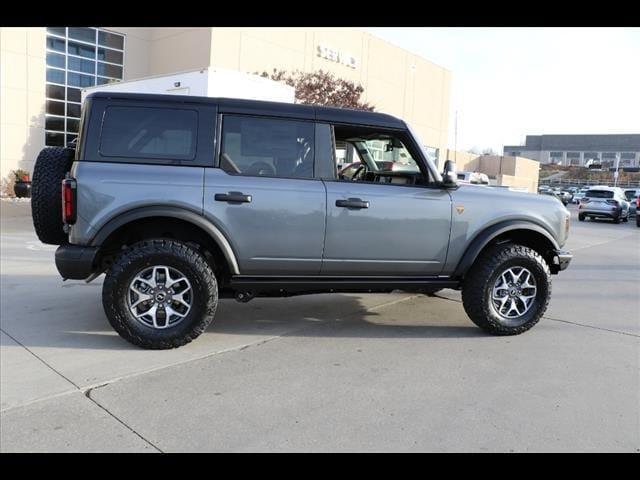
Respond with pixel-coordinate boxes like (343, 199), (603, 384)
(637, 197), (640, 208)
(61, 178), (77, 224)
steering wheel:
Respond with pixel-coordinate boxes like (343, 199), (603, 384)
(245, 161), (276, 176)
(351, 163), (368, 181)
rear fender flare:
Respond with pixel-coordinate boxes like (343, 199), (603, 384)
(90, 206), (240, 275)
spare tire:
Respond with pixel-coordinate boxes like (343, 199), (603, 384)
(31, 147), (75, 245)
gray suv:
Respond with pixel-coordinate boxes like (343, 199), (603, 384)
(30, 93), (572, 349)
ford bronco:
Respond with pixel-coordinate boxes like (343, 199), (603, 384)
(31, 92), (572, 349)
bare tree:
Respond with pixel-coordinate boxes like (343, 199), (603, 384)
(257, 69), (374, 111)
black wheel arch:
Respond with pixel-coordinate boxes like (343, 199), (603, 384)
(453, 220), (561, 279)
(90, 206), (240, 279)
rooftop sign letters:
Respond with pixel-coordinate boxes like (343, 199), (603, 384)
(317, 44), (357, 69)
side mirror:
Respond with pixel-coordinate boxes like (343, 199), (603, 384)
(442, 160), (458, 188)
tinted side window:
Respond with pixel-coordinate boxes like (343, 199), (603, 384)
(220, 116), (314, 179)
(100, 106), (198, 160)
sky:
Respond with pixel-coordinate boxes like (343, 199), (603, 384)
(366, 27), (640, 153)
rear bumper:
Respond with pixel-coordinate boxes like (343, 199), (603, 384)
(552, 249), (572, 273)
(55, 244), (99, 280)
(579, 206), (621, 218)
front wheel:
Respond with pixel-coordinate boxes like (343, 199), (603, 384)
(461, 244), (551, 335)
(102, 239), (218, 349)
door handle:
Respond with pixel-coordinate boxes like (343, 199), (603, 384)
(214, 192), (252, 203)
(336, 198), (369, 209)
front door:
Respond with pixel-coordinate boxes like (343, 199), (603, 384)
(204, 114), (326, 275)
(321, 127), (452, 275)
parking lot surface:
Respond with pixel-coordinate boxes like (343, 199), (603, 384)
(1, 200), (638, 452)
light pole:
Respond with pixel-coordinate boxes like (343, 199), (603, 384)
(614, 153), (620, 187)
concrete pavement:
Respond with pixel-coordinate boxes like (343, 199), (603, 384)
(1, 199), (638, 452)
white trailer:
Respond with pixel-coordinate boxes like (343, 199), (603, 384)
(81, 67), (295, 103)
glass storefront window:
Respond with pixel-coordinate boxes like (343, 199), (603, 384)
(68, 41), (95, 59)
(68, 56), (95, 74)
(98, 47), (123, 64)
(68, 27), (96, 43)
(45, 27), (124, 147)
(98, 30), (124, 50)
(97, 62), (122, 78)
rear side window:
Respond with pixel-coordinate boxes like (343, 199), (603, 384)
(219, 115), (315, 179)
(100, 106), (198, 160)
(585, 190), (614, 199)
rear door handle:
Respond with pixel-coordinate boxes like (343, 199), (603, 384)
(336, 198), (369, 209)
(214, 192), (252, 203)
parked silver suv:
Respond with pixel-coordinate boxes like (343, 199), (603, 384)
(30, 93), (572, 349)
(578, 186), (630, 223)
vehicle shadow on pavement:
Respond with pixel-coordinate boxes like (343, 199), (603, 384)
(1, 274), (481, 351)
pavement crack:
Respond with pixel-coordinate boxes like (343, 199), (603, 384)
(0, 327), (81, 390)
(543, 316), (639, 338)
(85, 385), (163, 453)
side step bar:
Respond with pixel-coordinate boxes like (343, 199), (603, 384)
(228, 275), (460, 300)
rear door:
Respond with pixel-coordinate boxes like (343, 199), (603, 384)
(203, 114), (326, 275)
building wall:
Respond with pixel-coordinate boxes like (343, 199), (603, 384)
(0, 27), (46, 180)
(1, 27), (450, 185)
(443, 151), (540, 192)
(208, 28), (451, 152)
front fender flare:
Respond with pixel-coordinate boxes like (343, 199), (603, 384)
(453, 220), (560, 278)
(90, 206), (240, 275)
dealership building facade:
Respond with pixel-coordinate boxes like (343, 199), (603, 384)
(0, 27), (452, 180)
(503, 134), (640, 168)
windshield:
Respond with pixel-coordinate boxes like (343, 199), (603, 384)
(355, 138), (420, 173)
(586, 190), (614, 199)
(406, 123), (442, 182)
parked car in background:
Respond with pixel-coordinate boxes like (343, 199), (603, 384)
(579, 186), (630, 223)
(540, 190), (566, 205)
(624, 188), (640, 216)
(572, 191), (586, 204)
(457, 171), (490, 185)
(559, 190), (573, 204)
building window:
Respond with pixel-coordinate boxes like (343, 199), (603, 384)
(45, 27), (125, 147)
(550, 151), (563, 158)
(621, 152), (636, 160)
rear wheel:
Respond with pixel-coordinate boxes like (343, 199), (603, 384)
(31, 147), (75, 245)
(102, 239), (218, 349)
(578, 213), (585, 221)
(613, 215), (621, 224)
(461, 243), (551, 335)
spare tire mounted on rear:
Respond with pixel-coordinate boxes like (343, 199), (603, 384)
(31, 147), (75, 245)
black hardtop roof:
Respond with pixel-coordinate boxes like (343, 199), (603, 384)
(86, 91), (406, 129)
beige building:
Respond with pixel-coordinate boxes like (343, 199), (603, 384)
(1, 27), (452, 183)
(444, 150), (540, 192)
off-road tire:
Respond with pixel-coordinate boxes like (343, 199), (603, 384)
(461, 243), (551, 336)
(578, 213), (585, 221)
(102, 239), (218, 349)
(31, 147), (75, 245)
